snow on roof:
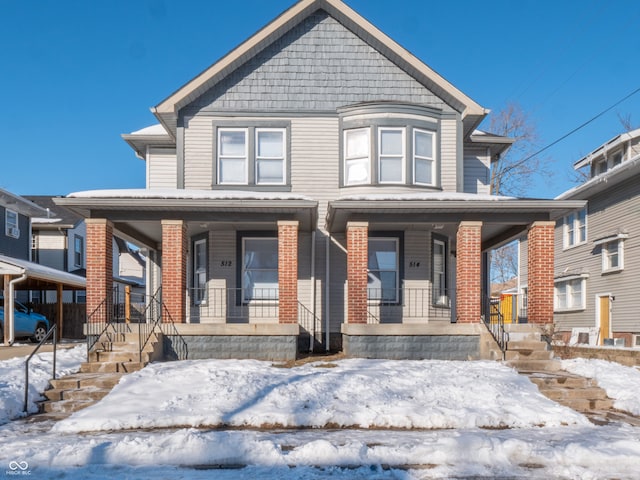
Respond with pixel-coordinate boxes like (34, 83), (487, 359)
(128, 124), (169, 136)
(67, 188), (315, 202)
(337, 192), (515, 202)
(0, 254), (86, 288)
(31, 217), (62, 224)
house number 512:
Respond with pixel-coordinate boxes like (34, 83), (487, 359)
(220, 261), (232, 267)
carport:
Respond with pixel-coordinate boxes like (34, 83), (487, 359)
(0, 254), (86, 345)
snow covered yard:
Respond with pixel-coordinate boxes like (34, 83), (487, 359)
(0, 344), (85, 424)
(1, 354), (640, 478)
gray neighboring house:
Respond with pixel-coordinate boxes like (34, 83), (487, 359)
(553, 128), (640, 348)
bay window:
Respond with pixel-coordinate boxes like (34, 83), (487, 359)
(344, 128), (370, 185)
(378, 128), (405, 183)
(414, 129), (435, 186)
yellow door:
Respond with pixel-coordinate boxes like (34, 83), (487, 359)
(598, 296), (610, 345)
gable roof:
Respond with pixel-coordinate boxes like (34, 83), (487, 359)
(573, 127), (640, 169)
(0, 188), (48, 218)
(152, 0), (487, 138)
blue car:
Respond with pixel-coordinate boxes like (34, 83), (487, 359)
(0, 298), (50, 343)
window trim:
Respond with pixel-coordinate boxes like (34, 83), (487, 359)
(5, 209), (19, 238)
(192, 237), (208, 305)
(563, 208), (587, 249)
(554, 275), (587, 312)
(431, 234), (449, 307)
(601, 239), (624, 273)
(217, 127), (248, 185)
(213, 122), (291, 189)
(237, 232), (279, 303)
(413, 128), (436, 186)
(377, 127), (406, 184)
(255, 127), (286, 186)
(344, 127), (371, 186)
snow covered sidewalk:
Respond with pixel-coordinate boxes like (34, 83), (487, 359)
(54, 358), (589, 433)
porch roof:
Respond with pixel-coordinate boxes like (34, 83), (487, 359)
(55, 189), (318, 249)
(326, 193), (586, 249)
(0, 254), (86, 290)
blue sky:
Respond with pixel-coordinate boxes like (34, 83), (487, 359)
(2, 0), (639, 198)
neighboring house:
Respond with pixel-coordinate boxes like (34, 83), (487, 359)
(27, 195), (146, 310)
(553, 128), (640, 348)
(57, 0), (581, 360)
(0, 189), (85, 344)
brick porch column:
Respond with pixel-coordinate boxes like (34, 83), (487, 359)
(456, 221), (482, 323)
(347, 221), (368, 324)
(161, 220), (187, 323)
(527, 221), (555, 324)
(278, 220), (299, 324)
(85, 219), (113, 323)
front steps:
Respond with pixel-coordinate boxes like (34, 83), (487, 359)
(36, 331), (162, 418)
(502, 325), (640, 425)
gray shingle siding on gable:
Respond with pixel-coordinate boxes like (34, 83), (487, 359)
(192, 11), (453, 113)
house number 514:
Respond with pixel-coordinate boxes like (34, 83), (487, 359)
(409, 261), (420, 268)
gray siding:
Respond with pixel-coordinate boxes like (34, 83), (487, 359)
(147, 148), (177, 189)
(192, 12), (455, 114)
(463, 146), (491, 195)
(555, 175), (640, 334)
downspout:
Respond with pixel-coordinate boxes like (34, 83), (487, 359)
(7, 273), (28, 345)
(310, 230), (316, 353)
(325, 234), (330, 352)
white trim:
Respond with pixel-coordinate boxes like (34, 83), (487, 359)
(344, 127), (371, 186)
(601, 238), (624, 273)
(5, 209), (19, 238)
(255, 127), (286, 185)
(217, 127), (248, 185)
(595, 293), (613, 343)
(593, 232), (628, 246)
(377, 127), (406, 184)
(554, 276), (586, 312)
(413, 128), (436, 186)
(562, 208), (587, 249)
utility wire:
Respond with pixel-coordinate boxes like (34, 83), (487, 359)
(519, 86), (640, 164)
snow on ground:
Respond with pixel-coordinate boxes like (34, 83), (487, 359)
(53, 358), (589, 433)
(0, 344), (85, 424)
(562, 358), (640, 415)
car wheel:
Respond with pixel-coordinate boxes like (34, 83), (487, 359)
(30, 323), (48, 343)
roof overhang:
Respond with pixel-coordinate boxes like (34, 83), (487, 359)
(574, 127), (640, 169)
(468, 130), (515, 161)
(152, 0), (487, 138)
(55, 190), (319, 249)
(0, 255), (86, 290)
(121, 126), (176, 159)
(0, 189), (48, 217)
(326, 194), (585, 250)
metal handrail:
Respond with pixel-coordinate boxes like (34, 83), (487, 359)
(297, 302), (321, 353)
(138, 289), (188, 362)
(23, 324), (57, 413)
(482, 297), (508, 359)
(159, 303), (188, 361)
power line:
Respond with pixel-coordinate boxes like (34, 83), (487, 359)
(519, 86), (640, 164)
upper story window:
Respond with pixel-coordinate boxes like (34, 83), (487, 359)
(215, 123), (289, 188)
(602, 240), (623, 273)
(74, 235), (84, 268)
(564, 208), (587, 249)
(612, 151), (623, 168)
(5, 209), (19, 238)
(343, 125), (438, 188)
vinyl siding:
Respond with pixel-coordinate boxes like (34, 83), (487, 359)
(183, 116), (213, 189)
(147, 148), (177, 189)
(34, 231), (66, 271)
(440, 118), (458, 192)
(555, 175), (640, 334)
(463, 147), (490, 194)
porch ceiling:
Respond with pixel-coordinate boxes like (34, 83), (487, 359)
(56, 196), (318, 250)
(326, 197), (586, 250)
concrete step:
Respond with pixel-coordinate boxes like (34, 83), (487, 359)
(543, 387), (609, 401)
(562, 398), (615, 412)
(64, 387), (111, 402)
(505, 349), (554, 361)
(40, 398), (96, 414)
(507, 359), (562, 372)
(89, 350), (153, 363)
(528, 374), (594, 390)
(80, 361), (146, 374)
(506, 340), (549, 351)
(50, 372), (123, 391)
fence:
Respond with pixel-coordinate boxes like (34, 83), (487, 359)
(188, 287), (279, 323)
(366, 287), (452, 324)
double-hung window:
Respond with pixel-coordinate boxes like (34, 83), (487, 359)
(414, 129), (435, 186)
(74, 235), (84, 268)
(217, 126), (287, 186)
(242, 237), (278, 301)
(378, 128), (405, 183)
(564, 209), (586, 248)
(193, 239), (207, 304)
(255, 129), (286, 185)
(554, 277), (586, 311)
(601, 238), (625, 273)
(367, 237), (399, 303)
(344, 128), (370, 185)
(5, 209), (19, 238)
(218, 128), (248, 184)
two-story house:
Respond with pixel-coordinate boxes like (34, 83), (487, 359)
(57, 0), (582, 360)
(1, 189), (85, 344)
(554, 128), (640, 348)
